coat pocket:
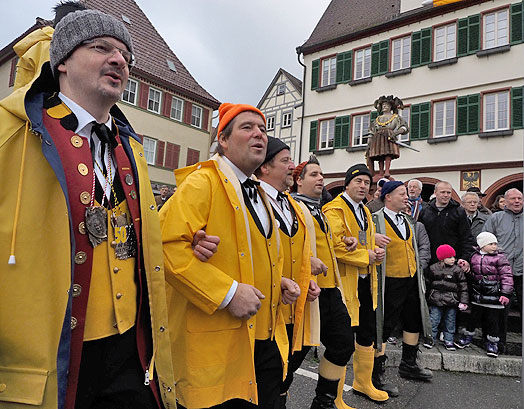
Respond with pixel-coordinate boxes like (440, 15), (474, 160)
(0, 366), (48, 405)
(186, 304), (242, 333)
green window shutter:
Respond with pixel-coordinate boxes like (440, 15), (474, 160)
(411, 104), (420, 139)
(419, 102), (430, 139)
(420, 28), (432, 65)
(468, 15), (481, 54)
(311, 59), (320, 90)
(370, 111), (378, 123)
(457, 18), (469, 56)
(511, 2), (524, 44)
(336, 51), (352, 83)
(334, 116), (351, 148)
(457, 96), (469, 135)
(334, 117), (343, 148)
(379, 40), (389, 74)
(411, 31), (421, 67)
(371, 43), (380, 76)
(467, 94), (480, 134)
(309, 120), (318, 151)
(512, 87), (524, 129)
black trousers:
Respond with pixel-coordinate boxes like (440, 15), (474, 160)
(467, 304), (501, 339)
(280, 324), (311, 393)
(354, 276), (376, 347)
(178, 339), (282, 409)
(75, 326), (158, 409)
(382, 274), (423, 342)
(319, 287), (354, 366)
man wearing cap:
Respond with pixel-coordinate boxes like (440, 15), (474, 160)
(291, 156), (357, 409)
(0, 7), (181, 409)
(161, 104), (301, 409)
(372, 181), (433, 391)
(323, 164), (389, 404)
(255, 137), (323, 408)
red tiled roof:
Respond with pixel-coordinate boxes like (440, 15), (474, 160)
(85, 0), (219, 109)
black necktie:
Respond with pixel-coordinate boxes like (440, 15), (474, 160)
(242, 179), (260, 203)
(91, 122), (114, 174)
(358, 203), (368, 231)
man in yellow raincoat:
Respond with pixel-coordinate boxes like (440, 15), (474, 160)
(323, 164), (389, 404)
(160, 103), (301, 409)
(0, 7), (181, 409)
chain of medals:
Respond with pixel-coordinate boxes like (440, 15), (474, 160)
(84, 137), (136, 259)
(375, 113), (398, 127)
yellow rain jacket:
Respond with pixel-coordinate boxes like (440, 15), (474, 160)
(160, 155), (288, 409)
(0, 28), (175, 409)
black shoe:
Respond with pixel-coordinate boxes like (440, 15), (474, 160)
(398, 344), (433, 381)
(372, 355), (399, 397)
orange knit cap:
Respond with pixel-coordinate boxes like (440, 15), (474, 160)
(292, 161), (308, 184)
(217, 103), (266, 137)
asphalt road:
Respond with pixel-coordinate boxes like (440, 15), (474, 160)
(286, 354), (523, 409)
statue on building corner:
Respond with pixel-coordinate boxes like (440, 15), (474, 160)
(366, 95), (409, 178)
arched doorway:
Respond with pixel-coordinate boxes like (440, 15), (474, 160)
(484, 173), (523, 208)
(325, 180), (344, 198)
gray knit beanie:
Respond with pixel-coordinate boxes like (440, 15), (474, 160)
(50, 9), (133, 77)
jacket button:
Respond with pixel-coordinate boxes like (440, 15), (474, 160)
(249, 324), (253, 329)
(113, 267), (120, 274)
(72, 284), (82, 297)
(167, 387), (172, 392)
(155, 266), (161, 271)
(77, 163), (89, 176)
(160, 326), (165, 332)
(74, 252), (87, 264)
(116, 293), (123, 300)
(240, 252), (245, 257)
(150, 205), (156, 210)
(78, 222), (87, 235)
(111, 241), (117, 248)
(79, 191), (91, 205)
(0, 383), (6, 392)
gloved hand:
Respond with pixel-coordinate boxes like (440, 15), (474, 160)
(499, 296), (510, 306)
(458, 303), (468, 311)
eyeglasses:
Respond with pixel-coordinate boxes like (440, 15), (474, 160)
(82, 38), (136, 68)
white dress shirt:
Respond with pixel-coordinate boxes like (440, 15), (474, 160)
(343, 192), (366, 229)
(384, 206), (407, 239)
(59, 92), (115, 201)
(260, 180), (293, 234)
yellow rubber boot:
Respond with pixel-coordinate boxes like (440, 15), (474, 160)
(335, 366), (356, 409)
(352, 343), (389, 402)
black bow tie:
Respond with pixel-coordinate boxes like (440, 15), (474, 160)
(242, 179), (260, 203)
(92, 122), (117, 150)
(277, 192), (287, 202)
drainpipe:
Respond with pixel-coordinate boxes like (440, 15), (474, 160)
(296, 46), (306, 163)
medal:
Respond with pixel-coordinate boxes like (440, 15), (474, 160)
(358, 230), (367, 245)
(85, 206), (108, 247)
(111, 212), (136, 260)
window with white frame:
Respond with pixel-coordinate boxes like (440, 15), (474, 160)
(191, 105), (203, 128)
(321, 57), (336, 87)
(398, 107), (410, 142)
(170, 96), (183, 121)
(282, 112), (292, 128)
(433, 100), (456, 137)
(143, 137), (156, 165)
(277, 83), (286, 95)
(267, 116), (275, 131)
(434, 23), (456, 61)
(391, 36), (411, 71)
(148, 87), (162, 113)
(354, 47), (371, 79)
(353, 114), (370, 146)
(484, 91), (509, 131)
(122, 78), (137, 104)
(483, 9), (509, 49)
(319, 119), (335, 150)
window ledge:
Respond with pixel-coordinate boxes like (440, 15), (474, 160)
(313, 148), (335, 155)
(428, 57), (458, 69)
(348, 77), (372, 86)
(315, 84), (337, 93)
(385, 68), (412, 78)
(478, 129), (513, 138)
(476, 44), (511, 58)
(427, 135), (458, 144)
(346, 146), (367, 152)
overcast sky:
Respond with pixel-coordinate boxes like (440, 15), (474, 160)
(1, 1), (331, 112)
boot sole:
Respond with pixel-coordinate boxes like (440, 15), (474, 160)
(398, 371), (433, 382)
(352, 389), (389, 403)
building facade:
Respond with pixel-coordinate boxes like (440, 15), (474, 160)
(0, 0), (220, 192)
(257, 68), (303, 160)
(297, 0), (523, 204)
